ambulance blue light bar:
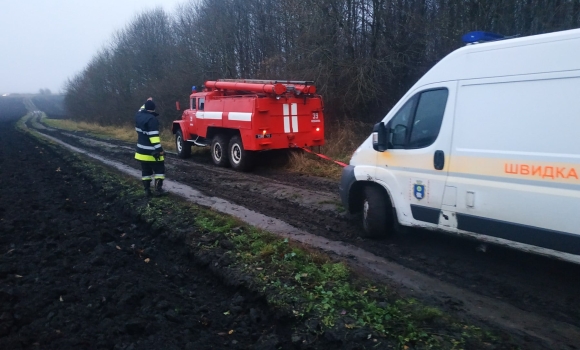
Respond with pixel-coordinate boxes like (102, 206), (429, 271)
(462, 31), (504, 44)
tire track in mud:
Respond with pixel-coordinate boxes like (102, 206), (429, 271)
(30, 117), (580, 347)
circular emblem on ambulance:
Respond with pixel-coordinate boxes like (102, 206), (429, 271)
(413, 183), (425, 200)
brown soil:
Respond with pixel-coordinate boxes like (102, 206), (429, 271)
(0, 108), (335, 349)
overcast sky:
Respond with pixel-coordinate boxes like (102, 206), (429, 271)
(0, 0), (186, 94)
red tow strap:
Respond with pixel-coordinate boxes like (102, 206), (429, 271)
(294, 146), (348, 167)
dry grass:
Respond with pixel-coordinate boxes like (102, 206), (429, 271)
(43, 118), (176, 152)
(286, 119), (372, 179)
(43, 117), (371, 179)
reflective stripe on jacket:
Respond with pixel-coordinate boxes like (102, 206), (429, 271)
(134, 110), (164, 162)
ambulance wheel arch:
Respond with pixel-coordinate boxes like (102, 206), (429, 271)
(349, 181), (396, 238)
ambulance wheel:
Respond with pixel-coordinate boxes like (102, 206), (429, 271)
(175, 130), (191, 159)
(360, 186), (393, 238)
(228, 135), (254, 171)
(211, 134), (230, 167)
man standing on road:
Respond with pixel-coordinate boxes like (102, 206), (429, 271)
(135, 98), (166, 196)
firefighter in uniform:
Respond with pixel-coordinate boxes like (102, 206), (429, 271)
(135, 99), (165, 196)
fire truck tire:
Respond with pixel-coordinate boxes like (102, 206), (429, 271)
(175, 130), (191, 159)
(211, 134), (230, 167)
(228, 135), (254, 171)
(360, 186), (393, 238)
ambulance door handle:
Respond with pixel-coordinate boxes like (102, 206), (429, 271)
(434, 150), (444, 170)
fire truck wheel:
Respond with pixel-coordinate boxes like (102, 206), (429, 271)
(360, 186), (393, 238)
(175, 130), (191, 159)
(228, 135), (254, 171)
(211, 134), (230, 167)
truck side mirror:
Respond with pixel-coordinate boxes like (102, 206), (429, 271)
(176, 101), (181, 111)
(372, 122), (388, 152)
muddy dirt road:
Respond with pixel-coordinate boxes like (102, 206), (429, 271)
(4, 104), (580, 348)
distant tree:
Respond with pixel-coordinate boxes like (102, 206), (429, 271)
(65, 0), (580, 126)
(65, 7), (176, 125)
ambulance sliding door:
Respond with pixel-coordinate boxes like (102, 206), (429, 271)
(444, 73), (580, 254)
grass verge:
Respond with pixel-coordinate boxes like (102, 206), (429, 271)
(285, 119), (371, 179)
(21, 113), (518, 349)
(41, 117), (369, 180)
(42, 117), (176, 152)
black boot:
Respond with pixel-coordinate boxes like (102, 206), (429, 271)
(154, 179), (167, 196)
(143, 180), (152, 197)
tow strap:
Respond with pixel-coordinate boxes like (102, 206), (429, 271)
(293, 146), (348, 167)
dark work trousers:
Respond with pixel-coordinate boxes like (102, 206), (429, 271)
(140, 161), (165, 181)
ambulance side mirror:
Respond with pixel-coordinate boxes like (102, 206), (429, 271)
(391, 124), (407, 147)
(372, 122), (388, 152)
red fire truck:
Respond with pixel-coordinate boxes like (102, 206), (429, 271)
(172, 79), (325, 171)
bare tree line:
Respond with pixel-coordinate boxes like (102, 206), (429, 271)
(64, 0), (580, 127)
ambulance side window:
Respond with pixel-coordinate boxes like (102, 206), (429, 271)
(408, 89), (448, 149)
(199, 98), (205, 111)
(388, 97), (416, 149)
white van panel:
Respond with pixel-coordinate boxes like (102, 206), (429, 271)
(412, 29), (580, 87)
(454, 73), (580, 155)
(446, 73), (580, 237)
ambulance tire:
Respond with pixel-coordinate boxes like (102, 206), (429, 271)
(360, 186), (393, 238)
(175, 130), (191, 159)
(211, 134), (230, 167)
(228, 135), (254, 171)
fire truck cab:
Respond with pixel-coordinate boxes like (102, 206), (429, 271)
(172, 79), (325, 171)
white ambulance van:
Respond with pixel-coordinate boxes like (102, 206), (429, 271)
(339, 29), (580, 262)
